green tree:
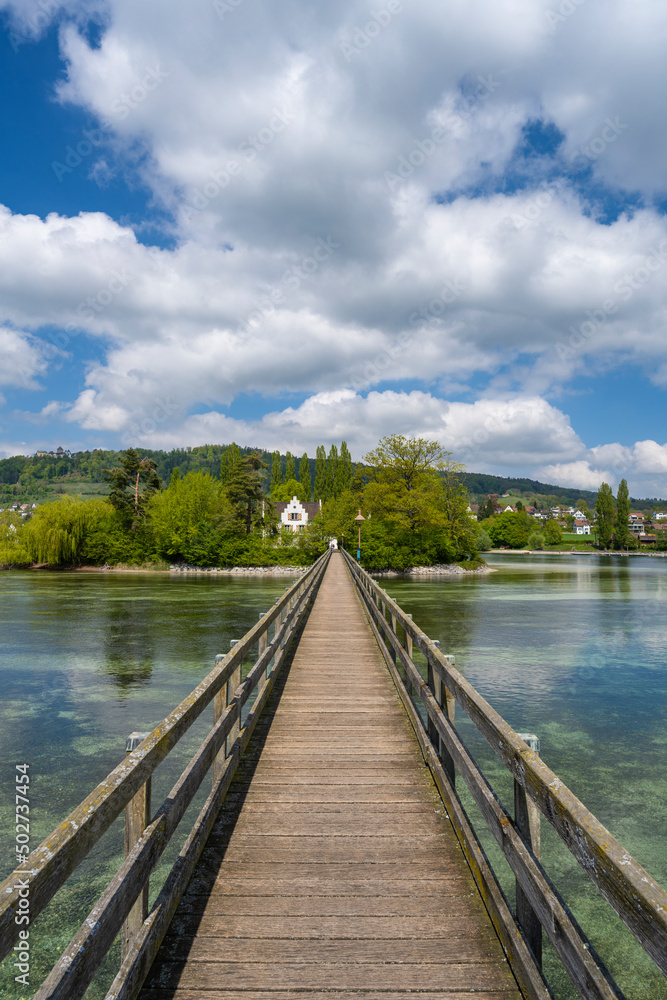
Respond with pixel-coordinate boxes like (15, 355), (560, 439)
(270, 451), (282, 492)
(596, 482), (615, 549)
(150, 470), (236, 564)
(314, 445), (327, 500)
(615, 478), (630, 549)
(487, 511), (532, 548)
(220, 443), (242, 486)
(526, 531), (544, 550)
(336, 441), (353, 496)
(226, 452), (266, 534)
(285, 451), (296, 482)
(363, 435), (454, 533)
(102, 449), (161, 526)
(271, 478), (310, 503)
(299, 453), (311, 499)
(543, 519), (562, 545)
(327, 444), (338, 500)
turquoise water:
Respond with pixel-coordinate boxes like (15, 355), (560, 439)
(0, 570), (295, 1000)
(385, 554), (667, 999)
(0, 558), (665, 999)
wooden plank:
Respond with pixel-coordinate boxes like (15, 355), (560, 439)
(144, 961), (519, 993)
(141, 992), (522, 1000)
(168, 913), (494, 938)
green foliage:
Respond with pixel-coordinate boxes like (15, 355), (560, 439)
(220, 443), (242, 486)
(314, 445), (327, 500)
(543, 519), (563, 545)
(271, 478), (310, 503)
(526, 531), (544, 550)
(327, 444), (338, 500)
(0, 515), (30, 566)
(270, 451), (282, 491)
(285, 452), (295, 482)
(20, 496), (133, 565)
(227, 452), (266, 534)
(336, 441), (353, 496)
(596, 482), (615, 549)
(476, 529), (492, 551)
(299, 453), (311, 499)
(615, 478), (630, 549)
(150, 471), (237, 565)
(487, 511), (532, 548)
(102, 449), (161, 526)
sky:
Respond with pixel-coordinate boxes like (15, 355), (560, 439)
(1, 0), (667, 497)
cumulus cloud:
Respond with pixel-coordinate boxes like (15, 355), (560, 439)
(2, 0), (667, 496)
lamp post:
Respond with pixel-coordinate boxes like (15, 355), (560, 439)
(354, 510), (365, 562)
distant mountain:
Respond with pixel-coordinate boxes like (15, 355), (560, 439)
(0, 446), (664, 507)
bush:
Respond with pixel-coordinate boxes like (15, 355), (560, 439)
(526, 531), (544, 550)
(476, 529), (492, 551)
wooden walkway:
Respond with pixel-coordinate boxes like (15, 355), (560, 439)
(140, 552), (522, 1000)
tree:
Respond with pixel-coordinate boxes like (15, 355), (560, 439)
(150, 470), (236, 565)
(516, 500), (524, 511)
(285, 451), (296, 482)
(314, 446), (327, 500)
(477, 498), (495, 521)
(615, 478), (630, 549)
(102, 449), (161, 526)
(270, 451), (282, 492)
(227, 453), (266, 534)
(220, 443), (242, 486)
(596, 483), (615, 549)
(487, 511), (532, 548)
(327, 444), (338, 500)
(299, 453), (311, 499)
(271, 478), (310, 503)
(336, 441), (353, 496)
(543, 519), (562, 545)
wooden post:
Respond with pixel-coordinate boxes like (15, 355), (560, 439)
(388, 600), (397, 667)
(226, 640), (242, 755)
(122, 732), (151, 962)
(430, 644), (456, 787)
(259, 612), (269, 677)
(515, 733), (542, 966)
(212, 652), (227, 787)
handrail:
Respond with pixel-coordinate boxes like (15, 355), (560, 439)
(0, 548), (331, 1000)
(342, 549), (667, 1000)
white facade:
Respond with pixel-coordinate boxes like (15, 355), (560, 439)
(574, 524), (591, 535)
(278, 496), (322, 532)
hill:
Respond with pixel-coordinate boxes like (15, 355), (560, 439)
(0, 446), (664, 509)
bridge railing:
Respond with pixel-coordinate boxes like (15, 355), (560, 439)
(342, 549), (667, 1000)
(0, 548), (331, 1000)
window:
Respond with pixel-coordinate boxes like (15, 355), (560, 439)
(288, 512), (302, 521)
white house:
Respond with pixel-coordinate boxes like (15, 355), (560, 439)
(273, 496), (322, 533)
(573, 519), (591, 535)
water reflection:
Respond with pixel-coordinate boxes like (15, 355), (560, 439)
(102, 600), (155, 696)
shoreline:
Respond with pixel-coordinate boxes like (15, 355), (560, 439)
(486, 548), (667, 557)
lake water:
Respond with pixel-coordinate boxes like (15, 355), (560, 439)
(0, 557), (665, 999)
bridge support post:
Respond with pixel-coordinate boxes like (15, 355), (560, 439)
(515, 733), (542, 966)
(226, 640), (242, 755)
(428, 651), (456, 789)
(122, 732), (151, 963)
(259, 612), (269, 677)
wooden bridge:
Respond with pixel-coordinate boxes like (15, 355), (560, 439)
(2, 549), (666, 1000)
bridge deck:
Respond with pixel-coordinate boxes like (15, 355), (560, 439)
(140, 552), (522, 1000)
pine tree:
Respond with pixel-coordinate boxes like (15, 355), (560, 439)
(595, 482), (615, 549)
(220, 443), (242, 486)
(335, 441), (353, 496)
(327, 445), (338, 500)
(314, 446), (327, 500)
(285, 451), (295, 481)
(271, 451), (282, 492)
(102, 449), (161, 525)
(615, 478), (630, 549)
(299, 453), (311, 500)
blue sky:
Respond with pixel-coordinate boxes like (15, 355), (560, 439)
(1, 0), (667, 496)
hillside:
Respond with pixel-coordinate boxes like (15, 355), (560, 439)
(0, 446), (663, 508)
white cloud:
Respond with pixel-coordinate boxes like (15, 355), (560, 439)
(0, 327), (47, 389)
(537, 460), (611, 493)
(3, 0), (667, 495)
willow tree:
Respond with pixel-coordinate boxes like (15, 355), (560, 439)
(22, 496), (105, 565)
